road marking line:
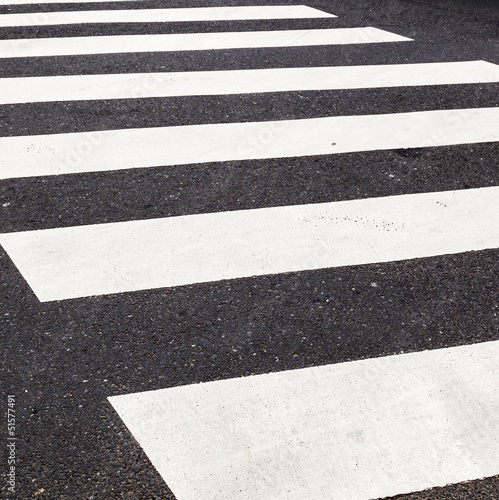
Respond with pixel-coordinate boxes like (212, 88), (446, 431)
(108, 340), (499, 500)
(1, 61), (498, 105)
(0, 6), (335, 27)
(0, 27), (411, 58)
(0, 108), (497, 180)
(1, 187), (497, 301)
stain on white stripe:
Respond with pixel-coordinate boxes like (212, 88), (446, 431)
(0, 6), (335, 27)
(0, 108), (497, 180)
(0, 27), (411, 59)
(1, 187), (498, 301)
(108, 340), (499, 500)
(1, 61), (498, 105)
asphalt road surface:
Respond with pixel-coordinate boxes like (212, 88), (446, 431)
(1, 0), (498, 498)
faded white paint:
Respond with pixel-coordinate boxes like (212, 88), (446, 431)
(1, 61), (498, 105)
(0, 6), (335, 27)
(0, 187), (498, 301)
(0, 108), (497, 180)
(0, 27), (411, 58)
(109, 340), (499, 500)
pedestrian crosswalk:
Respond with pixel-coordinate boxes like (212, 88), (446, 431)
(2, 108), (498, 179)
(2, 186), (498, 301)
(109, 340), (499, 500)
(0, 27), (411, 58)
(1, 1), (498, 499)
(0, 5), (335, 27)
(2, 60), (499, 104)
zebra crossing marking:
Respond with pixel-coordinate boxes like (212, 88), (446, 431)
(108, 339), (499, 500)
(1, 107), (497, 180)
(1, 187), (497, 302)
(1, 2), (498, 497)
(1, 60), (498, 105)
(0, 27), (411, 58)
(0, 6), (335, 27)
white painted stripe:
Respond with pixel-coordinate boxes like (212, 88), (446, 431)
(0, 6), (335, 27)
(0, 108), (497, 180)
(109, 340), (499, 500)
(1, 61), (498, 105)
(0, 27), (411, 58)
(1, 187), (498, 301)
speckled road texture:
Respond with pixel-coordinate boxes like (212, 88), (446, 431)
(1, 0), (498, 498)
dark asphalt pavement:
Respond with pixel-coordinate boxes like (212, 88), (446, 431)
(1, 0), (498, 498)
